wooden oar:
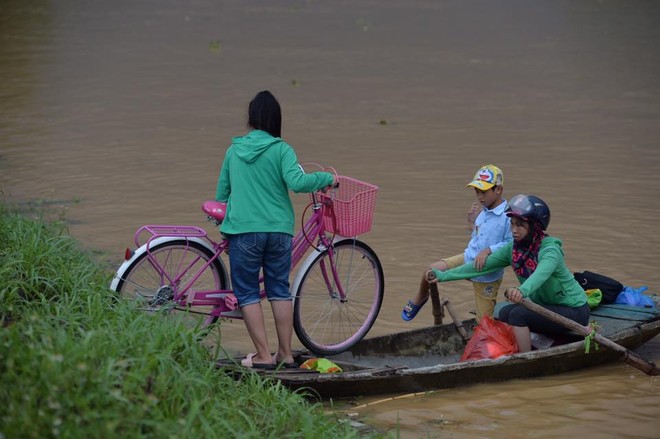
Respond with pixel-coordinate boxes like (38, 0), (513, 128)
(520, 298), (660, 376)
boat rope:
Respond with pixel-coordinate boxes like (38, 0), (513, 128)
(584, 321), (600, 354)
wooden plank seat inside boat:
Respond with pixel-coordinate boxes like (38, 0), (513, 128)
(590, 304), (659, 335)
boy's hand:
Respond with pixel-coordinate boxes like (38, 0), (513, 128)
(467, 202), (482, 231)
(473, 248), (491, 271)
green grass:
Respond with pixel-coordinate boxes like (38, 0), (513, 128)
(0, 204), (375, 438)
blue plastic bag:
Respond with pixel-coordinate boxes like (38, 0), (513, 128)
(614, 286), (655, 308)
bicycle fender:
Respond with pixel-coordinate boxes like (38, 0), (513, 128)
(290, 248), (324, 303)
(109, 236), (217, 291)
(290, 237), (348, 303)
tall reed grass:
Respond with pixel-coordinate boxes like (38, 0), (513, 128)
(0, 205), (370, 438)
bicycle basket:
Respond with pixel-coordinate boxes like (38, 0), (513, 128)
(316, 176), (379, 236)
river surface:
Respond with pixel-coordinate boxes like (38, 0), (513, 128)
(2, 1), (659, 437)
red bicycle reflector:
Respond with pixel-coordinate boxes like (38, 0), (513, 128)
(124, 248), (134, 260)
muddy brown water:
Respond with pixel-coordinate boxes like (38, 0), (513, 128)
(2, 1), (659, 437)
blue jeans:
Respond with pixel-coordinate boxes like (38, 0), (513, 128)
(227, 232), (292, 307)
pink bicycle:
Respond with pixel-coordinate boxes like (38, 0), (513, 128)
(110, 169), (384, 355)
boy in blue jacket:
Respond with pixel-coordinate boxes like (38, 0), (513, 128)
(402, 165), (512, 322)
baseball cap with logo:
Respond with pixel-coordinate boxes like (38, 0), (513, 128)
(466, 165), (504, 190)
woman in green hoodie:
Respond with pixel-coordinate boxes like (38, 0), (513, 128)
(216, 90), (334, 369)
(429, 194), (589, 352)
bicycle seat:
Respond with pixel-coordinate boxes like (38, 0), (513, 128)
(202, 200), (227, 222)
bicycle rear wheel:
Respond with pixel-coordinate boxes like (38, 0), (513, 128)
(113, 239), (228, 333)
(293, 239), (384, 355)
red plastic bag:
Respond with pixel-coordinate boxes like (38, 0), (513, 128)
(460, 316), (519, 361)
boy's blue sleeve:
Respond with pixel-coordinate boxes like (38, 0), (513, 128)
(489, 217), (513, 254)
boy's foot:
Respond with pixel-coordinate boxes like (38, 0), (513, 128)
(401, 299), (428, 321)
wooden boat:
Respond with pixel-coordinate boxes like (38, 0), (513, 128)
(218, 303), (660, 398)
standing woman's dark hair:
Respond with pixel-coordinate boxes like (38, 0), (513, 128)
(248, 90), (282, 138)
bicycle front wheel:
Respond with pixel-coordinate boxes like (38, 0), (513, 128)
(113, 239), (228, 333)
(293, 239), (384, 355)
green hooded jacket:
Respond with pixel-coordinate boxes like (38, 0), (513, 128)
(433, 237), (587, 307)
(215, 130), (333, 236)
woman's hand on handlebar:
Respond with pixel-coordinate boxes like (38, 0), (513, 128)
(322, 175), (338, 192)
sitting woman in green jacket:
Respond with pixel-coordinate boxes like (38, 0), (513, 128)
(428, 194), (589, 352)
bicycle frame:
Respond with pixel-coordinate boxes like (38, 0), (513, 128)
(111, 170), (384, 356)
(129, 193), (343, 319)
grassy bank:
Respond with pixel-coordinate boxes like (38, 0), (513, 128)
(0, 204), (371, 438)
